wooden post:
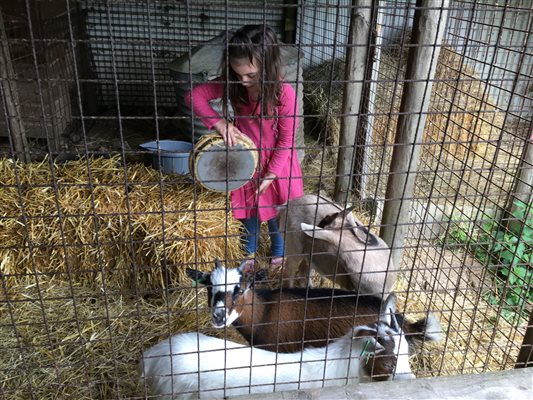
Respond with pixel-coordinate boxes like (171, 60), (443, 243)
(507, 137), (533, 234)
(334, 0), (372, 204)
(512, 135), (532, 369)
(380, 0), (449, 267)
(0, 6), (30, 162)
(516, 306), (533, 368)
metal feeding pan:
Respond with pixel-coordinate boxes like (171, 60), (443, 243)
(190, 133), (258, 192)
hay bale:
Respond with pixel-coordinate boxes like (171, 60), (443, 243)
(0, 156), (244, 291)
(425, 46), (504, 161)
(373, 46), (503, 158)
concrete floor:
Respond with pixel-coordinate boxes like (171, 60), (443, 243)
(232, 368), (533, 400)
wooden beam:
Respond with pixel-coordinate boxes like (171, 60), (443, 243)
(234, 368), (533, 400)
(516, 304), (533, 368)
(0, 6), (30, 162)
(334, 0), (372, 204)
(380, 0), (449, 267)
(506, 137), (533, 234)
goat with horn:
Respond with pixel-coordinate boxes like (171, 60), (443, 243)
(186, 259), (441, 353)
(279, 194), (397, 295)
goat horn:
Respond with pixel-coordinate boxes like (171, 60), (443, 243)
(343, 204), (357, 213)
(336, 205), (356, 221)
(390, 310), (400, 331)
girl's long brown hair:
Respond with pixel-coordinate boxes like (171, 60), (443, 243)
(221, 24), (282, 116)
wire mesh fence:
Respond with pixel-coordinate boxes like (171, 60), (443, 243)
(0, 0), (532, 398)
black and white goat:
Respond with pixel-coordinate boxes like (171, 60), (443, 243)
(140, 293), (415, 399)
(186, 260), (441, 353)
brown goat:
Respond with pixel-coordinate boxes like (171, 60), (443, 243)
(187, 260), (441, 353)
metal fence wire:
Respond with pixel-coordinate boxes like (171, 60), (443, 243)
(0, 0), (532, 398)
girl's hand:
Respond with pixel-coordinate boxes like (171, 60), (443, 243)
(258, 172), (276, 196)
(213, 120), (242, 147)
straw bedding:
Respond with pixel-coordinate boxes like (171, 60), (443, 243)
(0, 161), (525, 399)
(0, 278), (216, 399)
(0, 156), (244, 292)
(394, 246), (525, 378)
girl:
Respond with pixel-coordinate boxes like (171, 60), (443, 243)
(185, 24), (304, 270)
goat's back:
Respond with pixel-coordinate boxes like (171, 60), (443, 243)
(237, 288), (384, 352)
(140, 331), (360, 398)
(280, 194), (341, 233)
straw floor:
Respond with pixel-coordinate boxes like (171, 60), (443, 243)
(395, 246), (525, 378)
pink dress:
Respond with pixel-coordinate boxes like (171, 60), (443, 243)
(185, 81), (304, 222)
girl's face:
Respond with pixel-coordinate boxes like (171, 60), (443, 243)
(230, 57), (260, 90)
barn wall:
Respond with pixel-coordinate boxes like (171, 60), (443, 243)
(297, 0), (351, 68)
(80, 0), (286, 110)
(0, 0), (77, 147)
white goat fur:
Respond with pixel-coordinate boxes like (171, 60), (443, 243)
(279, 194), (397, 295)
(140, 307), (414, 398)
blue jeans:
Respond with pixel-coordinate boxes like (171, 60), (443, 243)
(241, 217), (284, 257)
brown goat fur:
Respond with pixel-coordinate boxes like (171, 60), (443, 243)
(233, 288), (384, 352)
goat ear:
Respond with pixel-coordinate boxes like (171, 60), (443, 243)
(301, 222), (334, 241)
(302, 222), (344, 245)
(390, 312), (401, 332)
(335, 205), (357, 228)
(380, 293), (397, 325)
(374, 340), (385, 353)
(317, 205), (357, 230)
(186, 268), (211, 286)
(252, 268), (268, 284)
(352, 325), (375, 337)
(339, 205), (356, 220)
(317, 212), (339, 228)
(301, 222), (318, 232)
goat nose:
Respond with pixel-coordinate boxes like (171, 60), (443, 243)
(212, 311), (226, 327)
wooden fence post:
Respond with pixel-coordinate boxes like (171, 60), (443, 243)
(0, 6), (30, 162)
(513, 135), (532, 369)
(379, 0), (449, 267)
(507, 138), (533, 233)
(516, 307), (533, 368)
(334, 0), (372, 204)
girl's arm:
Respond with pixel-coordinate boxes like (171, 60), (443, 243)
(184, 80), (224, 130)
(184, 80), (242, 145)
